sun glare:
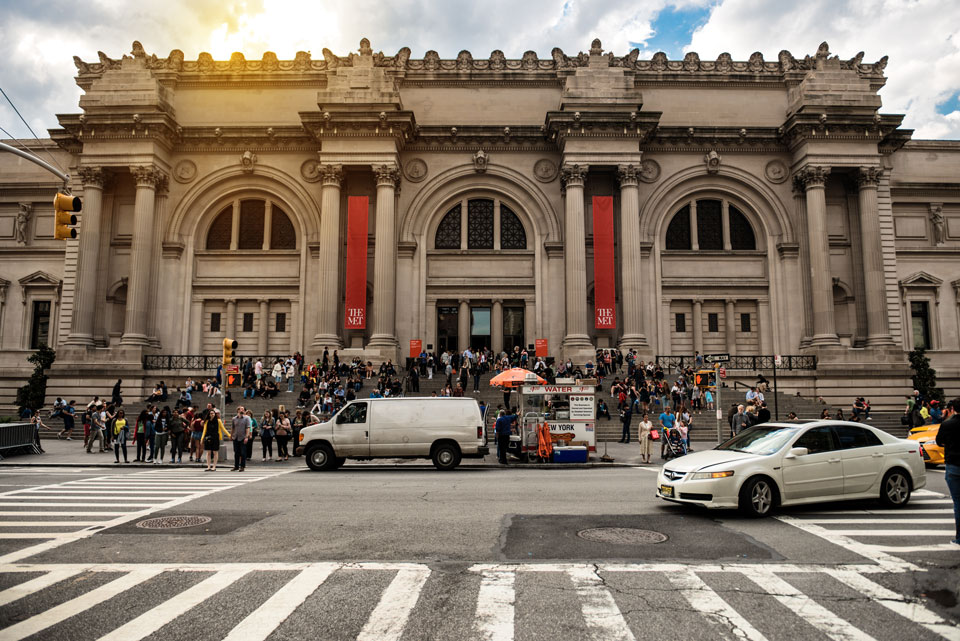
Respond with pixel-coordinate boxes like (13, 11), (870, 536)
(206, 0), (341, 60)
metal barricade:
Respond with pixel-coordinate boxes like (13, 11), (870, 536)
(0, 422), (41, 459)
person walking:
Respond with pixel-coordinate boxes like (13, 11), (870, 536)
(658, 406), (675, 459)
(619, 404), (633, 444)
(132, 409), (148, 462)
(201, 409), (229, 471)
(733, 404), (750, 436)
(935, 398), (960, 545)
(170, 409), (186, 463)
(260, 409), (276, 461)
(112, 410), (129, 464)
(57, 400), (76, 440)
(638, 413), (653, 464)
(231, 407), (251, 471)
(494, 410), (516, 466)
(275, 411), (291, 461)
(154, 407), (171, 464)
(86, 407), (105, 453)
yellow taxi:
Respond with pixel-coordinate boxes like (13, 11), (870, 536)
(908, 423), (944, 467)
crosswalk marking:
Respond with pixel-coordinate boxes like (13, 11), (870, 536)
(221, 564), (338, 641)
(0, 562), (955, 641)
(0, 468), (294, 565)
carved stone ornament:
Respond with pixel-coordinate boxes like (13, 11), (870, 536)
(796, 166), (830, 188)
(318, 164), (344, 186)
(15, 203), (33, 246)
(240, 150), (258, 173)
(77, 166), (107, 188)
(856, 166), (883, 187)
(703, 150), (722, 174)
(639, 159), (661, 183)
(533, 159), (558, 183)
(617, 164), (639, 187)
(764, 160), (788, 184)
(560, 164), (587, 187)
(300, 159), (321, 183)
(929, 203), (946, 246)
(374, 164), (401, 187)
(473, 149), (489, 173)
(403, 158), (428, 183)
(130, 165), (165, 188)
(173, 160), (197, 184)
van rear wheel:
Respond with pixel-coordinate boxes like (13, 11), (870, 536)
(306, 444), (336, 471)
(431, 443), (461, 471)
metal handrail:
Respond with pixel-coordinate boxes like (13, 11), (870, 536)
(142, 355), (292, 371)
(654, 355), (817, 370)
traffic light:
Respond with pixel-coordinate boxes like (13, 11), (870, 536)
(222, 337), (238, 366)
(53, 192), (81, 240)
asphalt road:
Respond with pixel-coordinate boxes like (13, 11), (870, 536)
(0, 464), (957, 640)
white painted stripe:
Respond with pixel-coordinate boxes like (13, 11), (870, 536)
(96, 569), (249, 641)
(0, 568), (161, 641)
(796, 508), (954, 515)
(742, 570), (875, 641)
(909, 499), (952, 504)
(566, 566), (636, 641)
(0, 511), (128, 516)
(0, 521), (105, 527)
(801, 519), (955, 525)
(632, 466), (659, 472)
(0, 533), (64, 539)
(668, 569), (767, 641)
(221, 564), (336, 641)
(24, 488), (201, 493)
(0, 502), (156, 507)
(826, 570), (960, 641)
(826, 530), (956, 537)
(474, 569), (516, 641)
(912, 489), (944, 497)
(860, 544), (960, 553)
(0, 495), (172, 501)
(775, 516), (916, 571)
(356, 566), (431, 641)
(0, 568), (88, 608)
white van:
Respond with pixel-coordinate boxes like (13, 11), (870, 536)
(297, 397), (489, 471)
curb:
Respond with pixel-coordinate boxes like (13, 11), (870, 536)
(0, 460), (644, 470)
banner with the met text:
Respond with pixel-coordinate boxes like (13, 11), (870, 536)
(592, 196), (616, 329)
(344, 196), (368, 330)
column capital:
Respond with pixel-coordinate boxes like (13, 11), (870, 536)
(560, 163), (587, 188)
(258, 298), (269, 306)
(616, 164), (640, 187)
(725, 298), (737, 305)
(692, 297), (703, 305)
(458, 298), (470, 305)
(856, 166), (884, 188)
(795, 165), (830, 189)
(374, 164), (401, 188)
(318, 164), (344, 187)
(224, 298), (236, 306)
(78, 166), (108, 188)
(491, 297), (503, 305)
(130, 165), (167, 188)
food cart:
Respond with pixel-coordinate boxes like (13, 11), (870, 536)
(515, 383), (597, 461)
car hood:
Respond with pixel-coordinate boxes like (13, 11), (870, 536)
(661, 449), (762, 473)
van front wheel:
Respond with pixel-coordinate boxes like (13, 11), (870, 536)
(431, 443), (461, 471)
(306, 444), (337, 471)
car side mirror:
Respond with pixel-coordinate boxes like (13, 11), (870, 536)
(785, 447), (808, 459)
(335, 414), (345, 424)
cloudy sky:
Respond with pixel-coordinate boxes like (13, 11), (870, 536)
(1, 0), (959, 140)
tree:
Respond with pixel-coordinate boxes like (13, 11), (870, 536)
(15, 344), (56, 414)
(908, 348), (944, 403)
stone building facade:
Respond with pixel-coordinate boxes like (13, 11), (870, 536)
(0, 38), (958, 409)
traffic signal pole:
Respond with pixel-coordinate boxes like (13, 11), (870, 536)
(0, 141), (70, 188)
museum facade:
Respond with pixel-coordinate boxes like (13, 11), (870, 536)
(0, 38), (958, 409)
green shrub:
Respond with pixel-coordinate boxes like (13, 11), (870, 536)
(908, 348), (944, 403)
(15, 344), (56, 415)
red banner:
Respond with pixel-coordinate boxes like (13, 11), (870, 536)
(592, 196), (616, 329)
(344, 196), (368, 329)
(535, 338), (548, 358)
(410, 339), (423, 359)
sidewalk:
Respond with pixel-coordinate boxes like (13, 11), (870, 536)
(1, 438), (659, 469)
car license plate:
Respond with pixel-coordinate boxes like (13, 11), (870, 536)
(659, 484), (674, 498)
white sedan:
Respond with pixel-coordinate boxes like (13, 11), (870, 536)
(656, 420), (926, 517)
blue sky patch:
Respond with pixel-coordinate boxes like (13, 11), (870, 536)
(937, 91), (960, 115)
(630, 4), (713, 56)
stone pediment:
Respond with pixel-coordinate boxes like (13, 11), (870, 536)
(899, 271), (943, 288)
(19, 271), (61, 288)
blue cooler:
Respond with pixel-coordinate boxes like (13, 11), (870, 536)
(552, 445), (588, 463)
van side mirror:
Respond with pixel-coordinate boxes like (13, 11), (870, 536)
(785, 447), (808, 459)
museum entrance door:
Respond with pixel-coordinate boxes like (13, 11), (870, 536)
(437, 306), (459, 353)
(470, 306), (491, 351)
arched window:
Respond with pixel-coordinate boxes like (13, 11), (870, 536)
(433, 197), (528, 250)
(663, 198), (757, 251)
(206, 207), (232, 249)
(500, 205), (527, 249)
(435, 205), (461, 249)
(204, 198), (298, 250)
(665, 204), (691, 250)
(468, 199), (494, 249)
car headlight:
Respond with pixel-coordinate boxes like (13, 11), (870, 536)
(691, 470), (735, 480)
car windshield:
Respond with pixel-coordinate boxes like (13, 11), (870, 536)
(716, 425), (799, 455)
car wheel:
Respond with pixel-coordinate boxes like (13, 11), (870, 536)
(431, 443), (461, 470)
(879, 469), (911, 508)
(739, 477), (775, 518)
(305, 444), (336, 471)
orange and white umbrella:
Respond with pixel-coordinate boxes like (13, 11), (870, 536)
(489, 368), (546, 389)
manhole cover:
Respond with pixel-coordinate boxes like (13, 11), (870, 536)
(577, 527), (668, 545)
(136, 515), (211, 530)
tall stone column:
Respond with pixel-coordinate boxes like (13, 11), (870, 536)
(425, 300), (437, 351)
(189, 298), (202, 353)
(225, 299), (237, 339)
(491, 299), (503, 355)
(560, 164), (591, 356)
(67, 167), (106, 346)
(799, 166), (840, 346)
(121, 165), (164, 346)
(368, 165), (400, 353)
(289, 300), (299, 354)
(147, 174), (168, 348)
(692, 299), (703, 354)
(313, 164), (343, 349)
(458, 299), (470, 352)
(524, 299), (536, 350)
(725, 299), (737, 354)
(857, 167), (893, 346)
(617, 165), (647, 349)
(258, 299), (270, 355)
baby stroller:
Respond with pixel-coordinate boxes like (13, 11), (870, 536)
(662, 426), (688, 460)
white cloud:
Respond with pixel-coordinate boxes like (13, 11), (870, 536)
(685, 0), (960, 139)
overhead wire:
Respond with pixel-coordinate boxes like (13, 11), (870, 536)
(0, 84), (68, 175)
